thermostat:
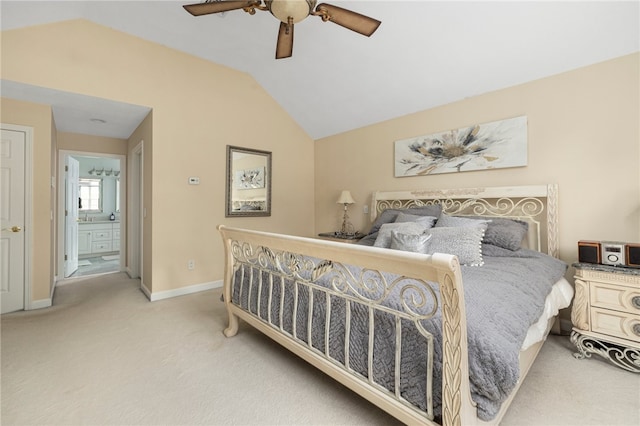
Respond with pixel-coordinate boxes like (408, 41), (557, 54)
(188, 177), (200, 185)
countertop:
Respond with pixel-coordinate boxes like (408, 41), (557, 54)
(573, 262), (640, 276)
(78, 220), (120, 224)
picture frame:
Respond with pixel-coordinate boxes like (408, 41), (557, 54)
(226, 145), (272, 217)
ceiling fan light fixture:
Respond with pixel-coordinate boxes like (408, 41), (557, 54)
(183, 0), (380, 59)
(267, 0), (316, 24)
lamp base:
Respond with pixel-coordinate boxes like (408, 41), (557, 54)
(340, 207), (355, 236)
(336, 231), (356, 237)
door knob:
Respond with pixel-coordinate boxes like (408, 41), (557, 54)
(9, 226), (22, 232)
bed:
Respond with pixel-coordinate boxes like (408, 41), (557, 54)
(217, 184), (573, 425)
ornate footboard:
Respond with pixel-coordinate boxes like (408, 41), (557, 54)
(218, 225), (477, 426)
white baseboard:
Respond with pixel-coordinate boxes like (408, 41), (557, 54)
(27, 274), (55, 310)
(143, 280), (222, 302)
(50, 277), (57, 298)
(27, 298), (52, 310)
(140, 282), (152, 299)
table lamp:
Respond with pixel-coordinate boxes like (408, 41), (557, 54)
(336, 190), (355, 236)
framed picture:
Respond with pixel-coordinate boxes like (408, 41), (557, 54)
(226, 146), (272, 217)
(394, 116), (528, 177)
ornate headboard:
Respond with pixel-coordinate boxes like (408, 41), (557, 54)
(371, 184), (559, 258)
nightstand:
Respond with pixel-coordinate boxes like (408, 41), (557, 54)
(570, 262), (640, 372)
(317, 232), (365, 244)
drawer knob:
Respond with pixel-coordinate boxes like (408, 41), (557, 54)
(634, 323), (640, 337)
(632, 296), (640, 309)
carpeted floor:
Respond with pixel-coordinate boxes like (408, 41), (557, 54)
(1, 272), (638, 425)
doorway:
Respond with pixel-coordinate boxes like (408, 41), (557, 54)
(58, 150), (126, 281)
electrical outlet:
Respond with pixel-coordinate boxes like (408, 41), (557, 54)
(363, 205), (369, 214)
(188, 260), (195, 270)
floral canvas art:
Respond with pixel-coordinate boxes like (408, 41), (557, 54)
(394, 116), (527, 177)
(234, 167), (265, 189)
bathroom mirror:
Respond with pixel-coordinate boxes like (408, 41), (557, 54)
(226, 145), (271, 217)
(79, 178), (103, 212)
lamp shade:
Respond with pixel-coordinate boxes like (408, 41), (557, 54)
(336, 190), (355, 205)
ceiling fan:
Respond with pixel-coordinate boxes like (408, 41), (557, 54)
(183, 0), (381, 59)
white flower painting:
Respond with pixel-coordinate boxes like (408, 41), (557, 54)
(394, 116), (528, 177)
(234, 167), (265, 189)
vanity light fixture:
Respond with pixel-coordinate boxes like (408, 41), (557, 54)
(86, 166), (120, 177)
(336, 190), (356, 236)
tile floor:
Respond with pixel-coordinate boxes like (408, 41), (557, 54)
(69, 254), (120, 277)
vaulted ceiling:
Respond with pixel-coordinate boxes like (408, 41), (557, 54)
(2, 1), (638, 140)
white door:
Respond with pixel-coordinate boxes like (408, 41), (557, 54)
(1, 128), (26, 313)
(64, 156), (79, 277)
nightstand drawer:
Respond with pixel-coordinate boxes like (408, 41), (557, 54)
(590, 307), (640, 342)
(590, 282), (640, 315)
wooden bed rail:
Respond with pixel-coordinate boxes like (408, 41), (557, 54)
(218, 225), (478, 426)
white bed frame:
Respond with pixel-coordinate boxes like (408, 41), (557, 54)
(218, 184), (559, 426)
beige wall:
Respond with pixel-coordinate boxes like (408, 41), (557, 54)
(2, 19), (315, 298)
(315, 53), (640, 267)
(127, 112), (153, 289)
(57, 132), (128, 155)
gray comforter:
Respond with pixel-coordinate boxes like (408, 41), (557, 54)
(231, 244), (567, 421)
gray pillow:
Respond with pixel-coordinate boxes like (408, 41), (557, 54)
(435, 214), (490, 228)
(437, 214), (527, 251)
(472, 217), (529, 251)
(368, 204), (442, 235)
(390, 231), (432, 253)
(374, 222), (428, 248)
(394, 213), (438, 228)
(423, 226), (486, 266)
(356, 232), (377, 246)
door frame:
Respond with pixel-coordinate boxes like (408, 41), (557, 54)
(128, 141), (143, 281)
(57, 150), (126, 282)
(64, 156), (80, 278)
(0, 123), (33, 310)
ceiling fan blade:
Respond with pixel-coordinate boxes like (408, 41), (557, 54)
(275, 21), (294, 59)
(315, 3), (381, 36)
(183, 1), (259, 16)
